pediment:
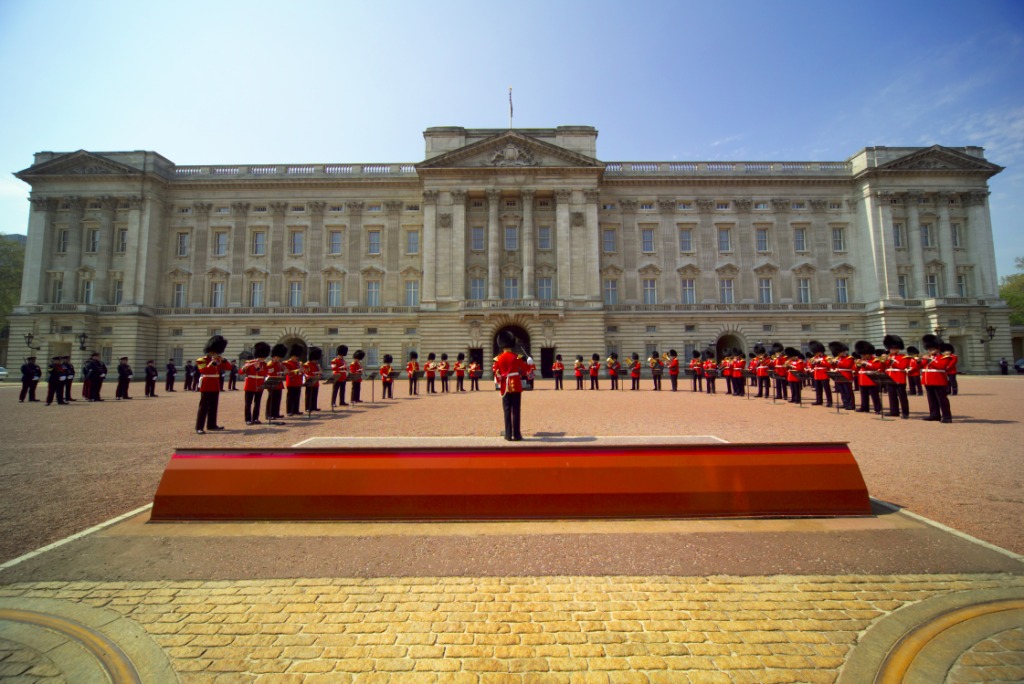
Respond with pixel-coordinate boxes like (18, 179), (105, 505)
(791, 260), (817, 274)
(321, 266), (346, 277)
(207, 267), (230, 277)
(400, 266), (422, 278)
(876, 146), (1003, 174)
(361, 266), (385, 277)
(600, 264), (623, 277)
(16, 151), (143, 180)
(168, 267), (191, 278)
(244, 267), (269, 277)
(416, 131), (603, 171)
(753, 260), (779, 275)
(283, 267), (308, 277)
(676, 263), (700, 277)
(715, 262), (740, 275)
(830, 262), (856, 275)
(638, 263), (662, 277)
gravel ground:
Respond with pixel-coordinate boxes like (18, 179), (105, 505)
(0, 375), (1021, 563)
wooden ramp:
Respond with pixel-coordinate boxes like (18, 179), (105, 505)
(150, 442), (871, 521)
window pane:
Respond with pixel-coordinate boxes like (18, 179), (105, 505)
(793, 228), (806, 252)
(505, 226), (518, 251)
(252, 232), (265, 255)
(538, 277), (552, 300)
(797, 278), (811, 303)
(503, 277), (519, 299)
(678, 228), (692, 252)
(642, 229), (655, 253)
(642, 279), (657, 305)
(758, 278), (773, 304)
(368, 231), (381, 255)
(405, 281), (420, 306)
(327, 281), (342, 306)
(471, 227), (485, 251)
(719, 279), (734, 304)
(835, 278), (848, 303)
(603, 229), (616, 252)
(603, 279), (618, 305)
(407, 231), (419, 254)
(249, 282), (264, 307)
(538, 226), (551, 250)
(173, 283), (186, 307)
(470, 278), (485, 300)
(718, 228), (731, 252)
(680, 278), (695, 304)
(211, 282), (224, 307)
(366, 281), (380, 306)
(756, 228), (769, 252)
(329, 231), (342, 254)
(832, 227), (845, 251)
(288, 282), (303, 306)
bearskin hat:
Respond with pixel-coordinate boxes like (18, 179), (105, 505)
(854, 340), (875, 356)
(409, 351), (418, 360)
(592, 353), (600, 360)
(906, 345), (920, 355)
(427, 352), (436, 360)
(441, 353), (448, 360)
(692, 350), (702, 359)
(771, 342), (785, 354)
(204, 335), (228, 355)
(753, 344), (765, 355)
(285, 344), (301, 358)
(576, 355), (584, 361)
(922, 334), (940, 350)
(669, 349), (677, 357)
(632, 352), (640, 360)
(883, 334), (905, 351)
(610, 352), (619, 359)
(253, 342), (271, 358)
(732, 348), (743, 357)
(308, 347), (322, 362)
(496, 330), (516, 349)
(783, 346), (801, 358)
(383, 354), (393, 364)
(808, 340), (825, 355)
(336, 345), (348, 357)
(457, 352), (465, 360)
(271, 343), (288, 358)
(353, 349), (365, 360)
(703, 350), (714, 360)
(940, 342), (956, 354)
(828, 341), (848, 356)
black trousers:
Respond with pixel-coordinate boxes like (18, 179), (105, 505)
(89, 379), (104, 401)
(908, 376), (923, 396)
(409, 378), (419, 395)
(440, 376), (449, 392)
(244, 390), (263, 423)
(610, 375), (619, 390)
(948, 375), (959, 395)
(631, 376), (640, 390)
(351, 381), (362, 403)
(554, 372), (563, 390)
(195, 392), (220, 430)
(652, 375), (662, 391)
(64, 379), (73, 401)
(20, 380), (39, 401)
(382, 381), (393, 399)
(145, 378), (157, 396)
(757, 376), (771, 397)
(692, 374), (702, 392)
(732, 376), (744, 396)
(286, 387), (301, 414)
(859, 386), (882, 412)
(165, 375), (175, 391)
(774, 376), (788, 399)
(705, 377), (716, 394)
(925, 384), (952, 420)
(456, 376), (465, 391)
(332, 380), (348, 405)
(887, 383), (909, 416)
(502, 391), (523, 440)
(576, 376), (584, 390)
(116, 378), (131, 399)
(789, 380), (802, 404)
(669, 375), (678, 391)
(813, 379), (832, 406)
(46, 381), (65, 404)
(590, 376), (599, 390)
(305, 385), (319, 412)
(266, 389), (283, 419)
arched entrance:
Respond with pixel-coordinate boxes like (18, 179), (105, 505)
(278, 336), (308, 361)
(492, 325), (531, 359)
(715, 333), (746, 360)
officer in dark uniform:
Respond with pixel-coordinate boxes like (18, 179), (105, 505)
(84, 352), (108, 401)
(19, 356), (42, 402)
(62, 356), (76, 402)
(115, 357), (133, 399)
(144, 360), (159, 397)
(46, 356), (66, 405)
(165, 358), (178, 392)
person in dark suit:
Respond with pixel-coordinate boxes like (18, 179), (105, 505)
(84, 352), (107, 401)
(62, 356), (76, 402)
(19, 356), (41, 402)
(115, 357), (133, 400)
(46, 356), (66, 405)
(144, 360), (159, 397)
(165, 359), (177, 392)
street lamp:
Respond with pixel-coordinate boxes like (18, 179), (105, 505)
(77, 332), (89, 351)
(24, 333), (41, 350)
(986, 326), (996, 341)
(934, 326), (945, 339)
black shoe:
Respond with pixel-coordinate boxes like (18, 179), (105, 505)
(901, 415), (909, 419)
(921, 417), (940, 421)
(196, 429), (206, 434)
(29, 399), (41, 402)
(252, 420), (262, 425)
(941, 418), (953, 423)
(209, 426), (225, 431)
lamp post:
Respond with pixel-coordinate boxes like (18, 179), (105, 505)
(934, 326), (945, 339)
(77, 332), (89, 351)
(982, 326), (996, 373)
(24, 333), (41, 351)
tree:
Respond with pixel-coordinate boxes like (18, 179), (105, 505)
(999, 256), (1024, 326)
(0, 236), (26, 331)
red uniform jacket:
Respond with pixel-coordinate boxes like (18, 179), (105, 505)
(380, 364), (393, 384)
(241, 359), (266, 392)
(283, 359), (303, 388)
(196, 355), (227, 392)
(494, 351), (529, 395)
(406, 360), (419, 376)
(589, 361), (600, 377)
(302, 360), (321, 387)
(786, 359), (805, 383)
(668, 358), (680, 376)
(921, 354), (952, 387)
(858, 358), (881, 387)
(885, 354), (909, 384)
(349, 359), (363, 382)
(331, 356), (348, 381)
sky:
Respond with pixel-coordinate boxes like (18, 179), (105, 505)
(1, 0), (1023, 278)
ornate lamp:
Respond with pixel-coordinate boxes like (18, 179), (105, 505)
(24, 333), (40, 350)
(77, 332), (89, 351)
(986, 326), (996, 341)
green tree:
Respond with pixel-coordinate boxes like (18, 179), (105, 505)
(0, 235), (26, 329)
(999, 256), (1024, 326)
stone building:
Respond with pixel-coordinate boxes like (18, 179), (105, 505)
(8, 125), (1013, 374)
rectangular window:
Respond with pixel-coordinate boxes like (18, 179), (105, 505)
(603, 279), (618, 305)
(718, 228), (732, 252)
(791, 202), (807, 211)
(756, 228), (769, 252)
(642, 279), (657, 305)
(470, 278), (485, 300)
(716, 202), (730, 210)
(603, 229), (617, 253)
(252, 231), (266, 256)
(754, 201), (769, 210)
(471, 227), (485, 251)
(957, 274), (968, 297)
(288, 281), (303, 307)
(365, 281), (381, 307)
(680, 278), (695, 304)
(57, 229), (68, 253)
(289, 230), (304, 256)
(116, 228), (127, 253)
(406, 230), (420, 255)
(951, 222), (963, 248)
(210, 282), (224, 307)
(797, 278), (811, 304)
(835, 277), (849, 303)
(504, 226), (518, 251)
(367, 230), (381, 255)
(81, 280), (93, 304)
(893, 222), (905, 248)
(112, 279), (123, 305)
(921, 223), (933, 248)
(52, 277), (63, 303)
(366, 348), (379, 368)
(678, 227), (693, 252)
(173, 283), (186, 307)
(640, 203), (654, 211)
(503, 277), (519, 299)
(758, 278), (773, 304)
(538, 226), (552, 250)
(926, 274), (938, 298)
(176, 232), (189, 257)
(405, 280), (420, 306)
(212, 231), (228, 256)
(898, 274), (909, 299)
(328, 230), (343, 255)
(537, 277), (553, 300)
(719, 279), (734, 304)
(793, 227), (807, 252)
(87, 229), (100, 253)
(327, 281), (342, 307)
(641, 228), (655, 253)
(832, 227), (846, 251)
(249, 281), (264, 307)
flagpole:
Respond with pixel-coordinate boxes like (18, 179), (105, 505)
(508, 86), (513, 129)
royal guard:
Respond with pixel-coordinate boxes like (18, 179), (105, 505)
(144, 360), (159, 397)
(241, 342), (270, 425)
(115, 357), (133, 400)
(265, 343), (288, 423)
(730, 348), (746, 397)
(438, 353), (450, 393)
(607, 352), (620, 390)
(920, 335), (953, 423)
(807, 341), (832, 407)
(689, 350), (704, 392)
(573, 355), (585, 390)
(881, 335), (910, 419)
(450, 352), (465, 392)
(303, 347), (323, 413)
(195, 335), (229, 434)
(330, 345), (349, 408)
(703, 350), (717, 394)
(854, 341), (882, 414)
(61, 356), (75, 402)
(647, 351), (663, 391)
(771, 343), (788, 400)
(906, 346), (923, 396)
(783, 348), (805, 404)
(551, 354), (565, 390)
(424, 353), (437, 394)
(467, 356), (481, 392)
(946, 344), (960, 396)
(349, 350), (365, 403)
(379, 354), (395, 399)
(625, 353), (639, 391)
(721, 350), (733, 395)
(283, 345), (304, 416)
(19, 356), (41, 402)
(827, 341), (855, 410)
(667, 349), (680, 391)
(752, 346), (770, 398)
(406, 351), (420, 395)
(494, 330), (530, 441)
(589, 353), (601, 390)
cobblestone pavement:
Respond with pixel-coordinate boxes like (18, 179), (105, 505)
(3, 574), (1024, 683)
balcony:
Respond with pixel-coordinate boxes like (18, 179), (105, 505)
(173, 163), (419, 180)
(603, 161), (852, 177)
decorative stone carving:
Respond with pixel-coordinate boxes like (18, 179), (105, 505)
(809, 199), (828, 212)
(231, 202), (250, 215)
(127, 196), (143, 210)
(439, 213), (452, 228)
(487, 142), (537, 167)
(486, 189), (502, 203)
(521, 189), (536, 203)
(63, 196), (83, 213)
(270, 202), (288, 218)
(964, 190), (989, 206)
(469, 321), (481, 347)
(450, 190), (467, 204)
(695, 199), (715, 212)
(554, 189), (572, 203)
(733, 199), (752, 213)
(846, 198), (860, 211)
(658, 199), (677, 213)
(422, 190), (439, 204)
(193, 202), (212, 217)
(771, 199), (790, 212)
(30, 197), (54, 212)
(344, 200), (364, 214)
(584, 189), (600, 203)
(619, 199), (638, 212)
(384, 200), (403, 215)
(309, 201), (327, 217)
(97, 196), (117, 212)
(571, 212), (585, 227)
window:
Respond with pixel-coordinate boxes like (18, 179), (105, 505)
(791, 202), (807, 211)
(56, 229), (68, 253)
(252, 231), (266, 256)
(406, 230), (420, 255)
(87, 229), (100, 253)
(405, 204), (420, 212)
(215, 206), (230, 214)
(367, 204), (382, 212)
(81, 279), (93, 304)
(405, 280), (420, 306)
(640, 203), (655, 211)
(366, 348), (379, 367)
(288, 281), (303, 307)
(503, 277), (519, 299)
(116, 228), (127, 253)
(602, 203), (617, 211)
(801, 324), (814, 332)
(921, 223), (934, 248)
(680, 278), (695, 304)
(504, 226), (518, 251)
(832, 227), (846, 252)
(173, 283), (187, 307)
(365, 281), (381, 306)
(829, 202), (842, 210)
(538, 226), (552, 250)
(329, 205), (344, 213)
(641, 229), (655, 253)
(793, 227), (807, 252)
(719, 279), (734, 304)
(470, 278), (485, 300)
(951, 223), (963, 248)
(367, 230), (381, 255)
(677, 202), (692, 210)
(537, 277), (553, 300)
(212, 231), (228, 256)
(756, 228), (769, 252)
(754, 201), (769, 210)
(249, 328), (262, 336)
(835, 277), (849, 303)
(112, 279), (123, 305)
(210, 281), (224, 307)
(642, 279), (657, 305)
(249, 281), (264, 307)
(289, 230), (304, 256)
(175, 232), (189, 257)
(405, 328), (417, 335)
(603, 229), (617, 253)
(957, 275), (968, 297)
(327, 281), (342, 306)
(898, 275), (909, 299)
(797, 278), (811, 304)
(716, 202), (730, 210)
(291, 205), (306, 213)
(471, 227), (485, 251)
(926, 274), (938, 298)
(328, 230), (343, 255)
(603, 279), (618, 305)
(893, 222), (905, 249)
(678, 227), (693, 252)
(51, 276), (63, 303)
(505, 199), (518, 208)
(758, 278), (773, 304)
(646, 325), (657, 333)
(718, 228), (731, 252)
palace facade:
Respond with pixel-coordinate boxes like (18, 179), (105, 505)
(10, 125), (1013, 373)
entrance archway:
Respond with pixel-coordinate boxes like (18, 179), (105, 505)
(278, 336), (308, 361)
(715, 333), (746, 360)
(492, 325), (531, 359)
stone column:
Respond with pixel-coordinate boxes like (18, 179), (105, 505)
(63, 196), (83, 301)
(522, 189), (535, 299)
(868, 193), (897, 300)
(771, 199), (793, 301)
(384, 200), (402, 305)
(657, 198), (677, 302)
(965, 191), (995, 297)
(23, 197), (55, 305)
(92, 196), (116, 304)
(192, 203), (212, 306)
(451, 190), (467, 301)
(122, 197), (144, 305)
(696, 199), (716, 302)
(734, 199), (754, 301)
(229, 202), (249, 306)
(345, 201), (364, 305)
(487, 189), (501, 299)
(585, 189), (602, 301)
(905, 195), (926, 298)
(936, 195), (956, 296)
(555, 189), (572, 301)
(619, 199), (638, 302)
(421, 191), (437, 304)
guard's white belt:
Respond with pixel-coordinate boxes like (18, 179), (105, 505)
(922, 369), (947, 373)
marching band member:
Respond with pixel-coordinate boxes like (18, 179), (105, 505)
(468, 356), (481, 392)
(731, 348), (746, 397)
(882, 335), (910, 419)
(854, 341), (882, 414)
(454, 352), (467, 392)
(574, 355), (585, 390)
(589, 353), (601, 390)
(702, 350), (717, 394)
(552, 354), (565, 390)
(283, 345), (304, 416)
(690, 350), (703, 392)
(721, 349), (733, 395)
(627, 353), (640, 391)
(753, 345), (771, 398)
(425, 353), (437, 394)
(303, 347), (323, 413)
(241, 342), (270, 425)
(380, 354), (395, 399)
(349, 350), (365, 403)
(829, 341), (856, 410)
(195, 335), (229, 434)
(330, 345), (349, 408)
(920, 335), (953, 423)
(784, 347), (805, 405)
(439, 353), (451, 393)
(667, 349), (680, 391)
(771, 343), (788, 400)
(607, 352), (620, 390)
(807, 341), (832, 407)
(494, 330), (529, 441)
(648, 351), (663, 391)
(946, 344), (960, 396)
(265, 344), (288, 423)
(906, 346), (923, 396)
(406, 351), (420, 395)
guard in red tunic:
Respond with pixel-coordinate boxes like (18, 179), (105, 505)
(771, 343), (788, 400)
(920, 335), (953, 422)
(946, 345), (960, 396)
(690, 350), (703, 392)
(551, 354), (565, 390)
(906, 346), (923, 396)
(439, 353), (451, 393)
(883, 334), (910, 419)
(493, 330), (529, 441)
(265, 344), (288, 423)
(607, 352), (620, 390)
(454, 352), (467, 392)
(829, 341), (856, 410)
(730, 349), (746, 397)
(283, 344), (304, 416)
(406, 351), (420, 395)
(784, 347), (805, 405)
(573, 355), (585, 390)
(753, 345), (771, 398)
(807, 341), (832, 407)
(854, 341), (882, 414)
(666, 349), (680, 391)
(330, 345), (349, 408)
(721, 350), (733, 395)
(303, 346), (323, 413)
(241, 341), (270, 425)
(589, 353), (601, 390)
(702, 350), (717, 394)
(349, 350), (365, 403)
(195, 335), (229, 434)
(380, 354), (395, 399)
(424, 353), (437, 394)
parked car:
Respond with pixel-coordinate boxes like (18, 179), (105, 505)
(1015, 359), (1024, 374)
(0, 367), (8, 381)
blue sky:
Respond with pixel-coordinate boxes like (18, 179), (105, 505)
(2, 0), (1022, 278)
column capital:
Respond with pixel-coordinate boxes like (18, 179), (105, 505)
(97, 195), (117, 212)
(809, 199), (828, 213)
(193, 202), (213, 217)
(450, 189), (467, 204)
(63, 196), (83, 213)
(422, 190), (439, 205)
(732, 198), (752, 213)
(963, 190), (989, 207)
(309, 201), (327, 217)
(231, 201), (250, 215)
(554, 188), (572, 203)
(770, 198), (790, 212)
(520, 188), (536, 202)
(270, 202), (288, 218)
(583, 188), (600, 203)
(344, 200), (364, 215)
(127, 196), (143, 210)
(384, 200), (403, 215)
(30, 196), (55, 212)
(695, 198), (715, 213)
(486, 188), (502, 202)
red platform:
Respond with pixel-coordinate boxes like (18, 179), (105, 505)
(150, 442), (871, 521)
